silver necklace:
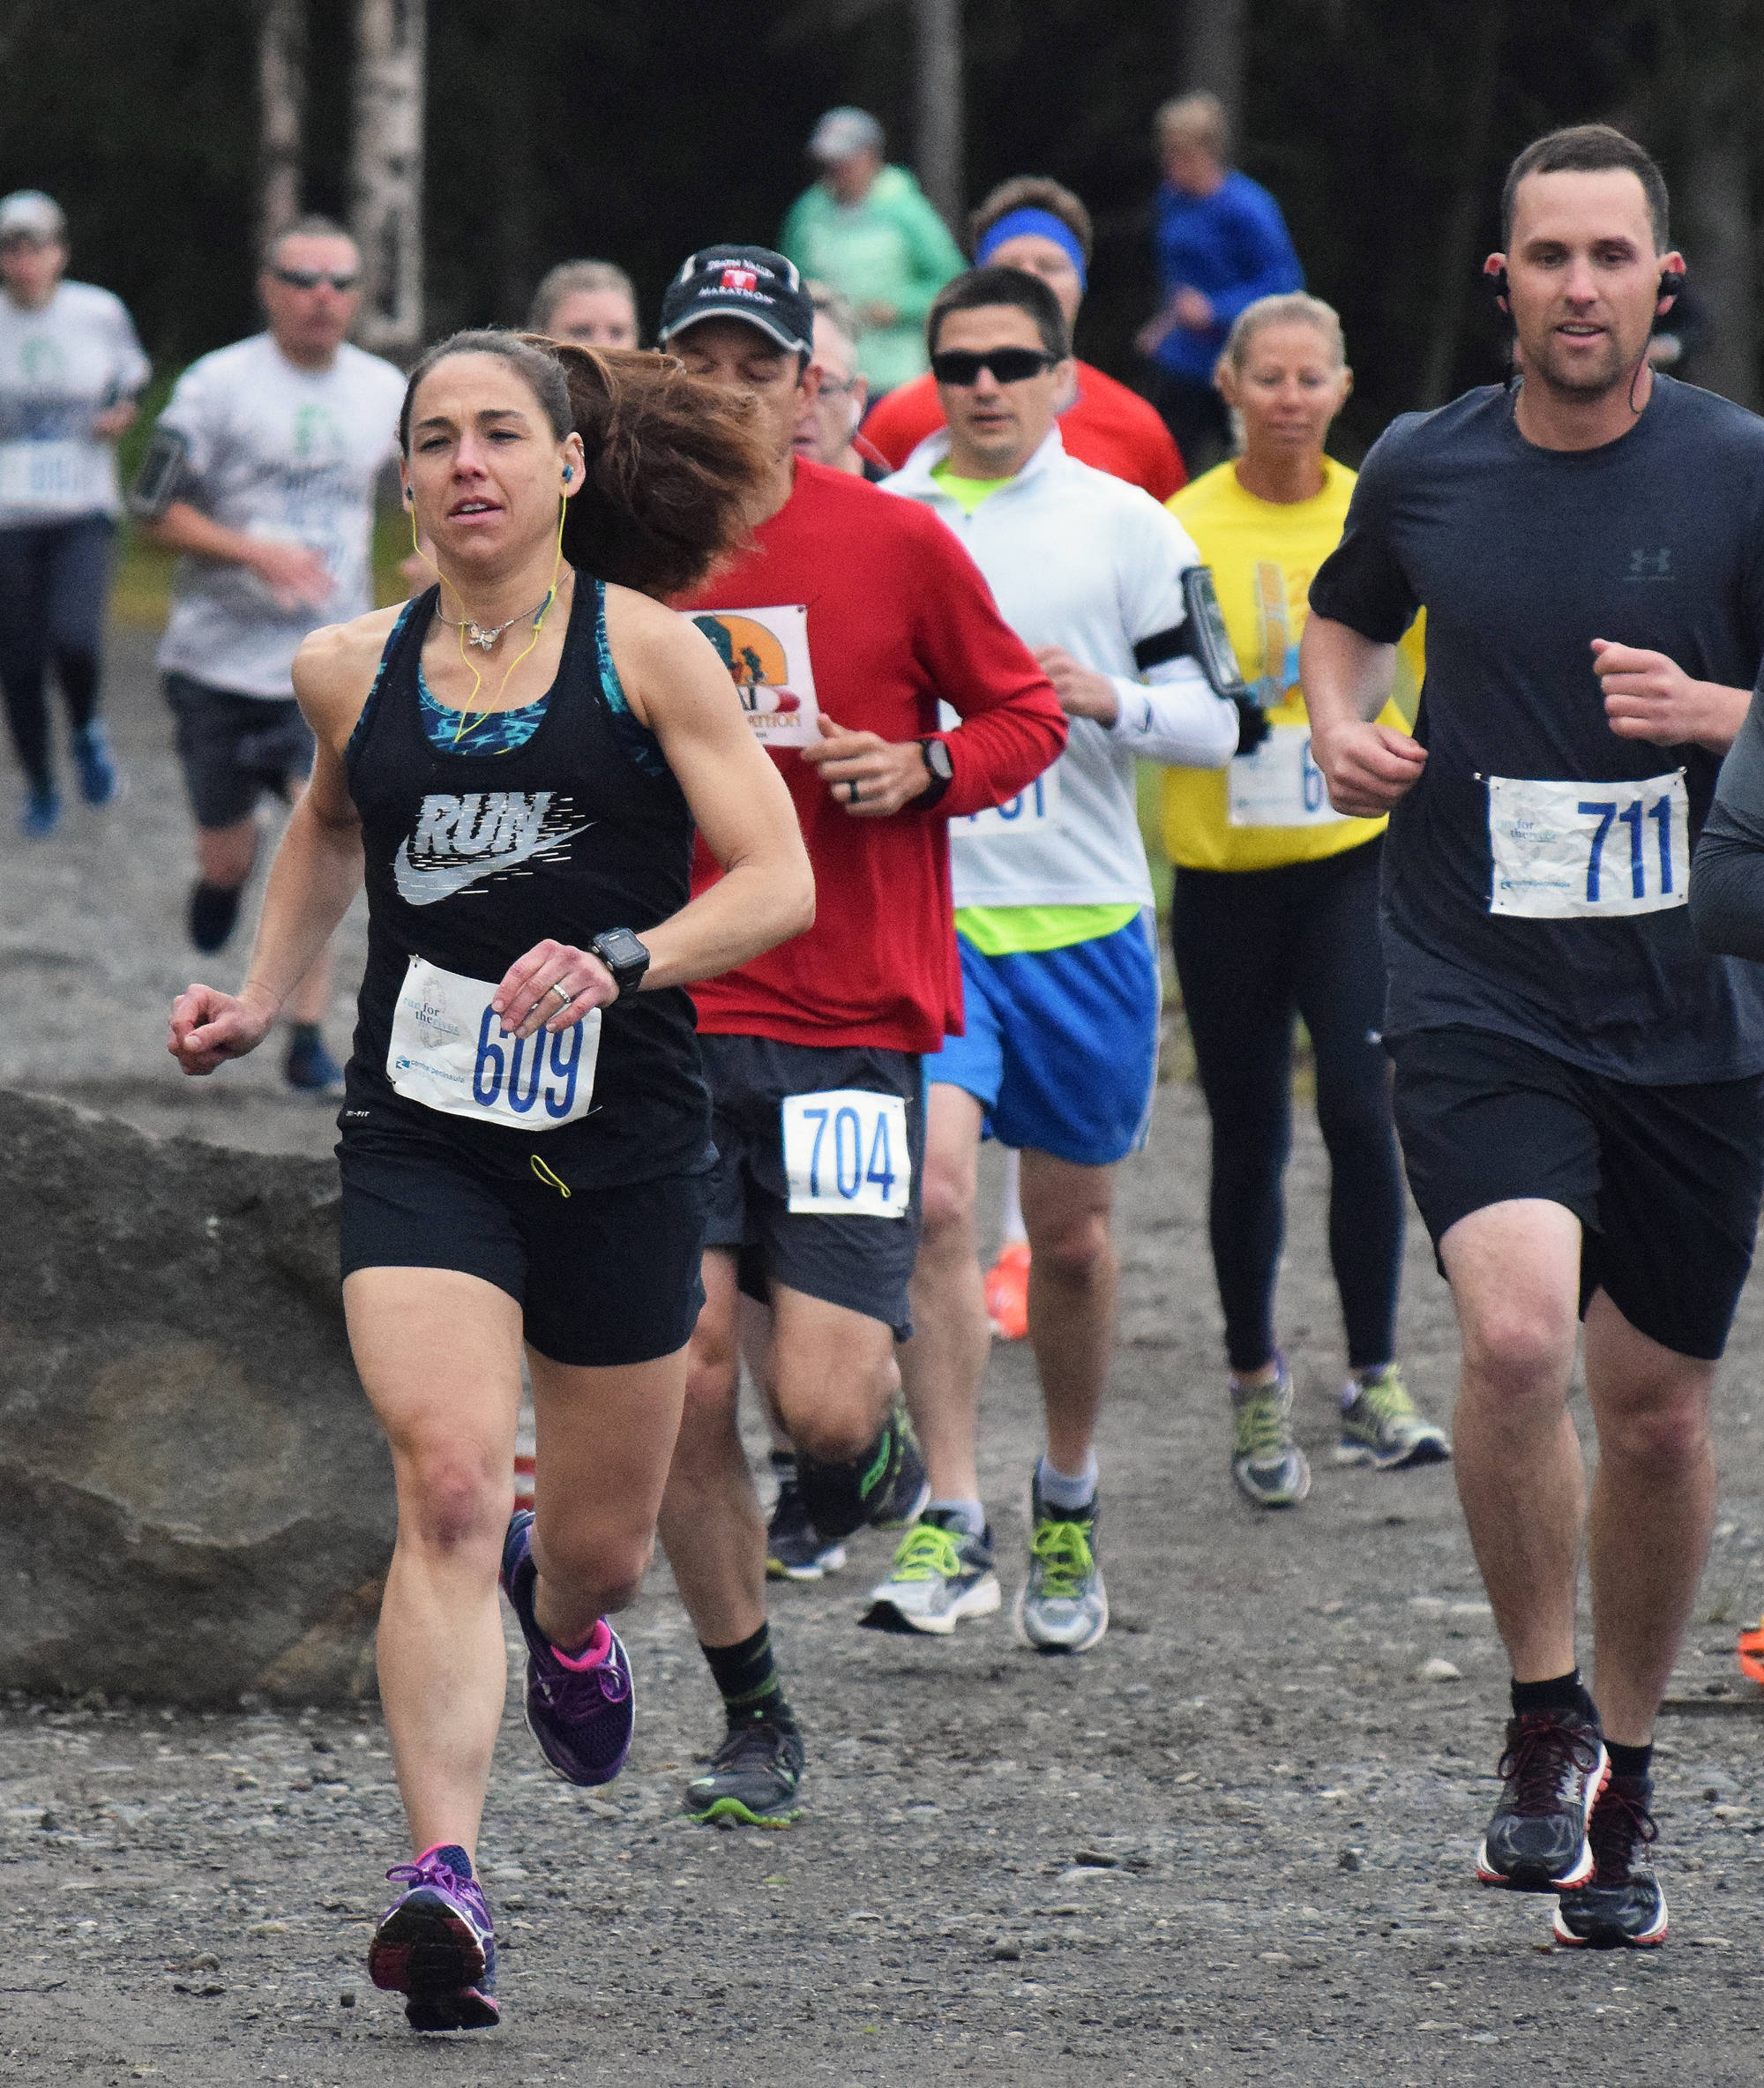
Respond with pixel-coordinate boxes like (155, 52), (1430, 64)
(436, 591), (553, 652)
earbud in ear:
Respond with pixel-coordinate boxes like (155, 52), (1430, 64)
(1657, 267), (1686, 304)
(562, 467), (573, 483)
(1484, 259), (1511, 313)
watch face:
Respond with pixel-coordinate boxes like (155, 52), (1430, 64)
(925, 739), (953, 781)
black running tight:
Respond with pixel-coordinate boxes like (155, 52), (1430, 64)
(1171, 837), (1404, 1374)
(0, 514), (112, 787)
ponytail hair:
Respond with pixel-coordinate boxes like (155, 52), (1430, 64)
(399, 327), (767, 599)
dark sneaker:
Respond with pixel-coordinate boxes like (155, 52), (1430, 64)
(367, 1842), (499, 2032)
(1476, 1708), (1608, 1891)
(21, 779), (59, 839)
(766, 1461), (847, 1581)
(796, 1403), (929, 1541)
(861, 1510), (1001, 1635)
(284, 1030), (347, 1097)
(499, 1510), (635, 1787)
(1335, 1365), (1452, 1469)
(1013, 1472), (1108, 1655)
(866, 1403), (931, 1530)
(684, 1716), (804, 1827)
(188, 879), (242, 954)
(1553, 1773), (1668, 1948)
(71, 722), (119, 806)
(1230, 1357), (1311, 1508)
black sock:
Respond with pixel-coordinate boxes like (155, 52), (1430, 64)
(1606, 1740), (1653, 1782)
(796, 1418), (895, 1542)
(1511, 1668), (1598, 1723)
(699, 1621), (794, 1729)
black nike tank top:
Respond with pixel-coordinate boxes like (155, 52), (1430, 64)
(342, 575), (711, 1187)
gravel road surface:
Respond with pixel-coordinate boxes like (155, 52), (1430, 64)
(4, 630), (1763, 2084)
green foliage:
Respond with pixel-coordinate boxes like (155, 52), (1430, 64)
(0, 1), (1726, 447)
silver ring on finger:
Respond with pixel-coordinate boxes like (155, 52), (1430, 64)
(847, 778), (862, 805)
(548, 980), (573, 1008)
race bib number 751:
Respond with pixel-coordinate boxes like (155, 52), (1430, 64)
(1488, 771), (1690, 919)
(781, 1089), (912, 1218)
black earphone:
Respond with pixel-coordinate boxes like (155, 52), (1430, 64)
(1484, 258), (1686, 312)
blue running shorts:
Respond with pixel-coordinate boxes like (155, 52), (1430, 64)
(928, 911), (1162, 1167)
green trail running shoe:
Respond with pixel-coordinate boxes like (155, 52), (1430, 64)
(1230, 1356), (1311, 1508)
(1335, 1365), (1452, 1470)
(1013, 1473), (1108, 1655)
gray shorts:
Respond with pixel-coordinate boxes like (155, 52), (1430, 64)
(164, 672), (315, 830)
(700, 1033), (924, 1339)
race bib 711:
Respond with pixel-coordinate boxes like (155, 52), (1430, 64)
(1487, 771), (1690, 918)
(387, 954), (601, 1129)
(781, 1089), (912, 1218)
(686, 603), (820, 747)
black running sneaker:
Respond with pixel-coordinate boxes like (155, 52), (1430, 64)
(796, 1403), (929, 1541)
(1476, 1708), (1608, 1891)
(1553, 1773), (1668, 1948)
(765, 1457), (847, 1581)
(188, 879), (242, 954)
(865, 1403), (930, 1530)
(684, 1716), (804, 1828)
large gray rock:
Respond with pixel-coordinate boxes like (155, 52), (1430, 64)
(0, 1089), (393, 1705)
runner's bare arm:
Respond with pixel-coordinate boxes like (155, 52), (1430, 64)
(168, 616), (385, 1076)
(1301, 611), (1427, 817)
(592, 587), (813, 992)
(140, 500), (334, 609)
(1591, 639), (1752, 754)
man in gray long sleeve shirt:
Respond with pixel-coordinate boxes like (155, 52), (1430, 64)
(1690, 686), (1764, 958)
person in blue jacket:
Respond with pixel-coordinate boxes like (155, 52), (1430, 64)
(1135, 91), (1304, 472)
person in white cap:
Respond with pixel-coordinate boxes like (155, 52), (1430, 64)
(779, 109), (964, 398)
(0, 190), (149, 835)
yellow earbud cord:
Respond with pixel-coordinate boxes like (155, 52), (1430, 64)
(406, 490), (570, 747)
(530, 1153), (572, 1199)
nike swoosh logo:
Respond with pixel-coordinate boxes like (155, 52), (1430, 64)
(392, 821), (592, 906)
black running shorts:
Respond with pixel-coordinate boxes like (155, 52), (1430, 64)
(164, 673), (317, 830)
(337, 1120), (708, 1368)
(1388, 1024), (1764, 1361)
(699, 1033), (925, 1339)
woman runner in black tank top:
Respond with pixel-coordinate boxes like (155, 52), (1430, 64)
(168, 332), (811, 2035)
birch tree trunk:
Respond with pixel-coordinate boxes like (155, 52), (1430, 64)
(350, 0), (426, 359)
(914, 0), (965, 230)
(1181, 0), (1247, 139)
(258, 0), (306, 257)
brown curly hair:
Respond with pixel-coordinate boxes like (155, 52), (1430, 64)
(399, 328), (766, 599)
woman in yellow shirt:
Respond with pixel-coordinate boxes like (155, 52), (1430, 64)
(1164, 293), (1449, 1507)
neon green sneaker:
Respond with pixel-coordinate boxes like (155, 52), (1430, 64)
(1335, 1365), (1452, 1470)
(1013, 1473), (1108, 1655)
(1230, 1355), (1311, 1508)
(861, 1510), (1001, 1635)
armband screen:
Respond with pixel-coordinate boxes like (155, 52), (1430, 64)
(1178, 565), (1252, 704)
(127, 425), (192, 521)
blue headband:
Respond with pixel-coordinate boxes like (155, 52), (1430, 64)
(975, 208), (1088, 291)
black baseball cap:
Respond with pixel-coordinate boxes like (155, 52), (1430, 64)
(657, 245), (814, 359)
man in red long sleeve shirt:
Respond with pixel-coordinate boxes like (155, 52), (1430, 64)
(652, 246), (1067, 1828)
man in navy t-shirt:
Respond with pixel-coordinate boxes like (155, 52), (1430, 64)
(1303, 124), (1764, 1953)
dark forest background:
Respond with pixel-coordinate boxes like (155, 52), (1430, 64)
(0, 0), (1756, 457)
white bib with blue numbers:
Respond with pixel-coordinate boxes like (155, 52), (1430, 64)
(387, 954), (601, 1129)
(950, 763), (1061, 842)
(1487, 771), (1690, 919)
(781, 1089), (911, 1218)
(1228, 722), (1345, 827)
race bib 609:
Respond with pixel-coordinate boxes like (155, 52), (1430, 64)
(781, 1089), (911, 1218)
(1487, 771), (1690, 919)
(387, 954), (601, 1130)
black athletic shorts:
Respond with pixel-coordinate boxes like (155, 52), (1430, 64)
(1388, 1024), (1764, 1362)
(700, 1033), (924, 1339)
(337, 1119), (708, 1368)
(164, 672), (317, 830)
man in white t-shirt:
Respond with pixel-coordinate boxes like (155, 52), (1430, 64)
(0, 190), (149, 836)
(131, 215), (404, 1095)
(873, 264), (1253, 1652)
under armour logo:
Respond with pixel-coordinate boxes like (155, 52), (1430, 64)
(1627, 547), (1672, 580)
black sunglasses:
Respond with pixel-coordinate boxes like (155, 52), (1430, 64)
(931, 347), (1056, 387)
(271, 266), (359, 292)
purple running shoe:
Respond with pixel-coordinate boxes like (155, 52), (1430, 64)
(499, 1508), (636, 1786)
(367, 1842), (498, 2032)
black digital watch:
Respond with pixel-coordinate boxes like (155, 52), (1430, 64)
(915, 736), (954, 808)
(588, 927), (651, 999)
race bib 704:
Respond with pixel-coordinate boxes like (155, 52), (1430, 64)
(387, 954), (601, 1129)
(1487, 771), (1690, 918)
(781, 1089), (911, 1217)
